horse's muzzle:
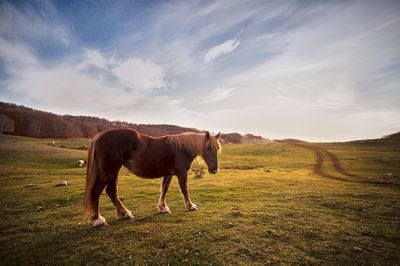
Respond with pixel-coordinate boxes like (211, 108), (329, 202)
(208, 168), (219, 174)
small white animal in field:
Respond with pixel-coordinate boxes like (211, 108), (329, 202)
(56, 181), (68, 187)
(77, 160), (87, 167)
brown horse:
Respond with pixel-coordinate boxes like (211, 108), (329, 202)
(84, 128), (221, 226)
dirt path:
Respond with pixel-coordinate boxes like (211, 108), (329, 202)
(291, 144), (399, 188)
(292, 144), (354, 182)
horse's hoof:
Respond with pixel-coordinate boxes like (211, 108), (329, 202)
(188, 203), (197, 211)
(120, 210), (134, 220)
(159, 206), (171, 214)
(93, 215), (108, 227)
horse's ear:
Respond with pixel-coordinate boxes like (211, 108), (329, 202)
(205, 131), (210, 140)
(215, 132), (221, 140)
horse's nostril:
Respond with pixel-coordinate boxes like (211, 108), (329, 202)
(208, 168), (219, 174)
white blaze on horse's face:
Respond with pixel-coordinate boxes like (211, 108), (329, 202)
(202, 132), (221, 174)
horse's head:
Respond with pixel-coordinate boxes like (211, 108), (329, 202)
(202, 131), (221, 174)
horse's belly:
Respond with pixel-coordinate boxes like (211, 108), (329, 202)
(124, 159), (173, 179)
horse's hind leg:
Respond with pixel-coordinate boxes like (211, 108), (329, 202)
(158, 175), (173, 213)
(89, 175), (110, 227)
(106, 173), (133, 219)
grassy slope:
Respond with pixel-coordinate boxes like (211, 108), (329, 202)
(312, 138), (400, 182)
(0, 135), (399, 265)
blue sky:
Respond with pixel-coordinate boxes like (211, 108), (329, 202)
(0, 0), (399, 141)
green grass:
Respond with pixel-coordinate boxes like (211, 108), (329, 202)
(311, 139), (400, 182)
(0, 134), (399, 265)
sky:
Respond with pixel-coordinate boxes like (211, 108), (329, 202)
(0, 0), (399, 141)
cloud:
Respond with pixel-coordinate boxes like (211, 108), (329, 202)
(0, 46), (181, 118)
(112, 1), (296, 77)
(227, 0), (400, 111)
(1, 0), (399, 140)
(0, 31), (181, 123)
(113, 57), (168, 93)
(206, 0), (400, 140)
(0, 1), (191, 126)
(0, 1), (71, 46)
(79, 49), (108, 69)
(203, 86), (238, 103)
(0, 38), (39, 71)
(204, 38), (240, 63)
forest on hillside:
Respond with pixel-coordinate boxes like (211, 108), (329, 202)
(0, 102), (201, 138)
(0, 102), (274, 144)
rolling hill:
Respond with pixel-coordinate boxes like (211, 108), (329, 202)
(0, 101), (272, 144)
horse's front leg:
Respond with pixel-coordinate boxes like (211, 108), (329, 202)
(158, 175), (173, 213)
(177, 172), (197, 211)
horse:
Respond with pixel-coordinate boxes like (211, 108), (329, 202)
(84, 128), (221, 227)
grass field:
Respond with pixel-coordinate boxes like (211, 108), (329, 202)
(0, 134), (399, 265)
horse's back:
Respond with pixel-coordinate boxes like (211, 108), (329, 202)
(95, 128), (142, 148)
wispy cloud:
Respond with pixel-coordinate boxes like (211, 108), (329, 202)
(0, 1), (71, 47)
(0, 44), (184, 121)
(203, 86), (238, 103)
(200, 0), (400, 140)
(0, 0), (399, 140)
(204, 38), (240, 63)
(0, 1), (188, 124)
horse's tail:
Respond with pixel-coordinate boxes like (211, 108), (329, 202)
(84, 138), (97, 221)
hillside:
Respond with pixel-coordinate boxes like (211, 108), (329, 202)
(0, 102), (273, 144)
(222, 132), (274, 144)
(274, 138), (308, 144)
(0, 102), (202, 138)
(384, 132), (400, 139)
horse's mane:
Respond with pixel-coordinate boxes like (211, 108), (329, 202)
(166, 132), (221, 156)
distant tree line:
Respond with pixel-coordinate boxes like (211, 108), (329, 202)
(0, 102), (201, 138)
(0, 101), (276, 144)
